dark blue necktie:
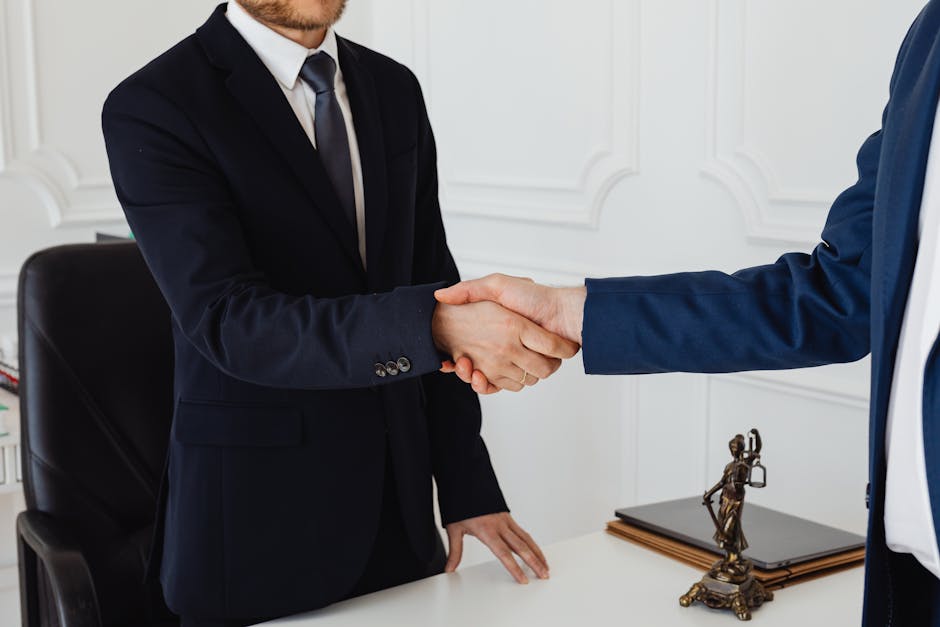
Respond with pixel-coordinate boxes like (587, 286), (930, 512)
(300, 52), (356, 229)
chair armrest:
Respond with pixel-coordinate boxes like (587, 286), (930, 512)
(17, 510), (101, 627)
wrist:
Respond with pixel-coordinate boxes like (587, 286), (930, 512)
(556, 286), (586, 344)
(431, 303), (452, 353)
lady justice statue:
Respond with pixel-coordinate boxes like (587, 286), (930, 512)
(679, 429), (772, 621)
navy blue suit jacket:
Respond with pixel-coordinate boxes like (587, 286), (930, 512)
(582, 4), (940, 625)
(101, 5), (506, 619)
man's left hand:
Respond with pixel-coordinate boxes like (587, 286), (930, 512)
(444, 512), (549, 584)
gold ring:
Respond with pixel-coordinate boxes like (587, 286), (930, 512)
(520, 370), (528, 385)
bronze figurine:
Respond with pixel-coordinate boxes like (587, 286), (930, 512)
(680, 429), (773, 621)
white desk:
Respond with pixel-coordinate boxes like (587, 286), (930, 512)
(264, 532), (864, 627)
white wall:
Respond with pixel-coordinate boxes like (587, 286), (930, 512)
(0, 0), (927, 588)
(361, 0), (925, 564)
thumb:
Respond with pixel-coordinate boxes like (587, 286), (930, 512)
(435, 275), (503, 305)
(445, 526), (464, 573)
(434, 281), (477, 305)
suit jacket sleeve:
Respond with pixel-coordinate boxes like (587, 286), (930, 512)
(582, 20), (925, 375)
(102, 79), (445, 390)
(583, 124), (876, 374)
(406, 74), (508, 524)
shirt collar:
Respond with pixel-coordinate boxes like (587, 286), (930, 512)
(226, 0), (341, 90)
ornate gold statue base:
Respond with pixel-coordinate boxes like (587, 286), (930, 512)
(679, 560), (773, 621)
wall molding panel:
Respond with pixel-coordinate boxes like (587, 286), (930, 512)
(412, 0), (641, 228)
(723, 371), (869, 410)
(702, 0), (822, 247)
(699, 0), (913, 248)
(0, 0), (123, 228)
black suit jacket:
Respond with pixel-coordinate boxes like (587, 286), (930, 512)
(101, 4), (506, 619)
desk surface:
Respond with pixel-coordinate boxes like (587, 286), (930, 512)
(264, 532), (863, 627)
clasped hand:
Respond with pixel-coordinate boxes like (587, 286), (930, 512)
(431, 274), (586, 394)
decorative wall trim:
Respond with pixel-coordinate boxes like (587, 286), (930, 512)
(720, 371), (869, 410)
(0, 0), (123, 228)
(701, 0), (830, 247)
(414, 0), (641, 228)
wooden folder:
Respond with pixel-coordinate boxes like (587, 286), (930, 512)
(606, 519), (865, 590)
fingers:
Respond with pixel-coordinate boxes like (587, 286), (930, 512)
(513, 349), (560, 382)
(503, 528), (549, 580)
(435, 300), (572, 394)
(492, 376), (525, 393)
(471, 370), (500, 395)
(509, 519), (549, 576)
(454, 356), (475, 384)
(440, 360), (456, 373)
(453, 514), (548, 584)
(519, 320), (580, 360)
(445, 526), (464, 573)
(480, 533), (528, 584)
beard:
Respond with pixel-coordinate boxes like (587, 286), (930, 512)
(236, 0), (348, 31)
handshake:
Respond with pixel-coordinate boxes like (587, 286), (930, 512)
(430, 274), (587, 394)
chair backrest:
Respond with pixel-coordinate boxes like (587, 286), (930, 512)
(18, 242), (175, 625)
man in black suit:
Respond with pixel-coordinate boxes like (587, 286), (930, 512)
(102, 1), (577, 625)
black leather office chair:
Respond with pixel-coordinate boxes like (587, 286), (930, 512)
(16, 242), (177, 627)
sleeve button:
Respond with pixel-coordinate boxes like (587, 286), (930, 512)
(385, 360), (400, 376)
(374, 363), (387, 377)
(397, 357), (411, 373)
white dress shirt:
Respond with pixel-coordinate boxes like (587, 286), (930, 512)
(884, 101), (940, 579)
(226, 0), (367, 268)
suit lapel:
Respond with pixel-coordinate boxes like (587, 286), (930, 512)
(196, 6), (363, 272)
(878, 24), (940, 331)
(868, 10), (940, 485)
(338, 38), (389, 289)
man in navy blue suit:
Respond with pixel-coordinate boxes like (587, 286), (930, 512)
(102, 1), (578, 625)
(436, 3), (940, 625)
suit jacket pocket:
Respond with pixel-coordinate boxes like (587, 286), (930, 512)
(174, 399), (303, 447)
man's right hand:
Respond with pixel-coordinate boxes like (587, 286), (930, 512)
(431, 301), (580, 392)
(435, 274), (586, 345)
(434, 275), (587, 394)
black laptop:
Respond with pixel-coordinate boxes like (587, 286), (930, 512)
(615, 497), (865, 570)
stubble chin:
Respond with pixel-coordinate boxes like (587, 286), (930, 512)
(236, 0), (347, 31)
